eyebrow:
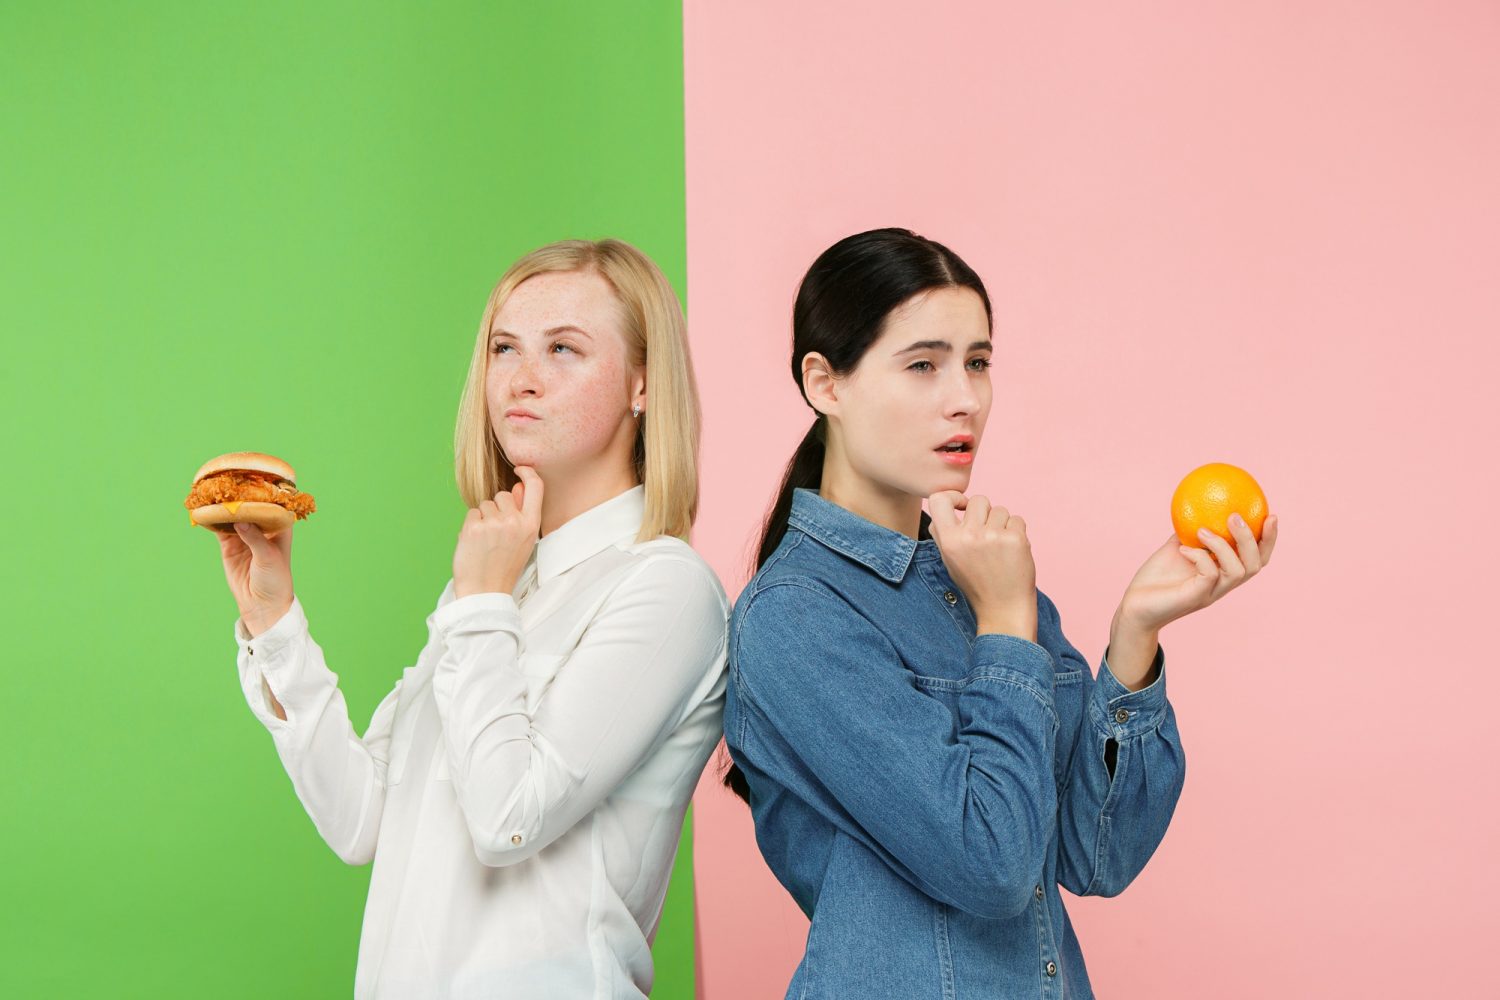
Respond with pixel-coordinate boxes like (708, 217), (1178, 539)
(894, 339), (993, 355)
(489, 325), (595, 342)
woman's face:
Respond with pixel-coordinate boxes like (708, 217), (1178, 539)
(486, 269), (642, 479)
(829, 286), (993, 499)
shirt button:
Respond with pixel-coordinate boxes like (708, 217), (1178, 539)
(943, 591), (958, 605)
(247, 647), (254, 656)
(511, 834), (523, 845)
(1045, 961), (1057, 977)
(1035, 884), (1044, 901)
(1114, 708), (1131, 724)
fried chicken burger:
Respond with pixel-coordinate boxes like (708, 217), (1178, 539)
(185, 451), (316, 533)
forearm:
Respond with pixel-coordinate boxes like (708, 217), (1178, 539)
(1106, 605), (1161, 692)
(234, 601), (390, 862)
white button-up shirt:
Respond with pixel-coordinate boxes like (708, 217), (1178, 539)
(233, 485), (728, 998)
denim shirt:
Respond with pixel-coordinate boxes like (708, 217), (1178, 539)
(724, 489), (1186, 999)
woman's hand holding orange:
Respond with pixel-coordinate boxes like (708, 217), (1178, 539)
(453, 466), (545, 599)
(927, 491), (1038, 643)
(1118, 513), (1281, 634)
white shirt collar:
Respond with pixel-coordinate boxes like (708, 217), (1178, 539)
(534, 484), (646, 587)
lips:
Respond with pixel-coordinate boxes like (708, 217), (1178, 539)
(935, 434), (974, 454)
(936, 433), (975, 465)
(504, 407), (540, 421)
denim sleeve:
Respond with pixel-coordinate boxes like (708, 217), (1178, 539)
(1042, 592), (1186, 897)
(732, 581), (1060, 920)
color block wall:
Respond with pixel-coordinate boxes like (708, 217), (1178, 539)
(5, 3), (1498, 997)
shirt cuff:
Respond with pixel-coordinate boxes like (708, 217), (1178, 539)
(970, 632), (1057, 700)
(1092, 641), (1168, 739)
(428, 591), (523, 642)
(234, 598), (308, 661)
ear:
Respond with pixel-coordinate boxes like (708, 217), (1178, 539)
(629, 366), (647, 413)
(801, 352), (840, 417)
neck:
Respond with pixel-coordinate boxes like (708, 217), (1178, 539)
(818, 445), (924, 539)
(534, 459), (639, 536)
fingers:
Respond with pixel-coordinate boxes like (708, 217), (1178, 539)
(1195, 526), (1245, 581)
(217, 527), (246, 558)
(1258, 514), (1278, 566)
(1227, 514), (1262, 574)
(927, 491), (963, 527)
(512, 466), (544, 523)
(233, 521), (276, 560)
(266, 524), (294, 560)
(1177, 542), (1217, 578)
(965, 495), (991, 525)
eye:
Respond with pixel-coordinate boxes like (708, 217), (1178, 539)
(490, 341), (514, 355)
(551, 342), (578, 355)
(967, 356), (993, 372)
(907, 360), (935, 373)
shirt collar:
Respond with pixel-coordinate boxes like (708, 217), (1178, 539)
(785, 487), (933, 583)
(534, 483), (646, 587)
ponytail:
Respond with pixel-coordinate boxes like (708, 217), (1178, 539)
(719, 417), (826, 803)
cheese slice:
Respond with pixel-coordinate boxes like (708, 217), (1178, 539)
(224, 501), (242, 515)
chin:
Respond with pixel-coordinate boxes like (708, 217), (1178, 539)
(925, 469), (975, 495)
(498, 445), (546, 470)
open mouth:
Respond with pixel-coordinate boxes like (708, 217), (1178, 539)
(936, 442), (972, 453)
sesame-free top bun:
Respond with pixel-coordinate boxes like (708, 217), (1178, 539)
(190, 501), (296, 533)
(193, 451), (297, 485)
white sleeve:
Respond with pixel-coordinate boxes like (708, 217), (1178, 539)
(234, 597), (399, 865)
(427, 554), (728, 867)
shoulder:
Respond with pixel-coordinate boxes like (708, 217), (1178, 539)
(729, 565), (866, 658)
(619, 534), (729, 614)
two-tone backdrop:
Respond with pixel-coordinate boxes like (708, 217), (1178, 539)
(5, 2), (1496, 997)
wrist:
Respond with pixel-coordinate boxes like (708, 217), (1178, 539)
(242, 600), (291, 639)
(976, 612), (1037, 643)
(1107, 610), (1160, 692)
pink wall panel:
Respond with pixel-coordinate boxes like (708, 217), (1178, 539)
(685, 3), (1500, 996)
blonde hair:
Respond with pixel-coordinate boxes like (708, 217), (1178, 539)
(453, 239), (701, 541)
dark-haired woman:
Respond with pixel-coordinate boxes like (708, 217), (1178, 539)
(721, 228), (1278, 998)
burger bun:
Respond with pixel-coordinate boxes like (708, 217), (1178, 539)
(194, 451), (297, 485)
(191, 501), (295, 534)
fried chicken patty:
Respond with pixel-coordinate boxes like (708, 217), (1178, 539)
(183, 471), (317, 518)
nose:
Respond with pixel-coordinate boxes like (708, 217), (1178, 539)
(944, 367), (980, 418)
(510, 353), (543, 398)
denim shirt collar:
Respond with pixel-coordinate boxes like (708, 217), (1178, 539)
(786, 487), (935, 583)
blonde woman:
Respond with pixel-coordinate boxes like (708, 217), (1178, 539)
(214, 239), (728, 998)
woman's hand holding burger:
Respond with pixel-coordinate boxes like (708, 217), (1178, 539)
(453, 466), (544, 599)
(219, 523), (296, 638)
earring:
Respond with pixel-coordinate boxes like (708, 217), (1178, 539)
(632, 404), (642, 419)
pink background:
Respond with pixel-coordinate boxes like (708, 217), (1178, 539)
(683, 2), (1500, 997)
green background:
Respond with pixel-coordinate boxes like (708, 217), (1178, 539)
(1, 2), (695, 996)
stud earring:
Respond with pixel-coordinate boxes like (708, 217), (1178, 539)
(632, 404), (642, 419)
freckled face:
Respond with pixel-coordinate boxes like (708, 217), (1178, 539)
(485, 270), (639, 477)
(834, 286), (994, 498)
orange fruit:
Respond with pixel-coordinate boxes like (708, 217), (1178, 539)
(1171, 463), (1269, 548)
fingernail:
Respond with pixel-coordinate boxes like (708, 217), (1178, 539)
(1230, 514), (1244, 529)
(1198, 528), (1214, 541)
